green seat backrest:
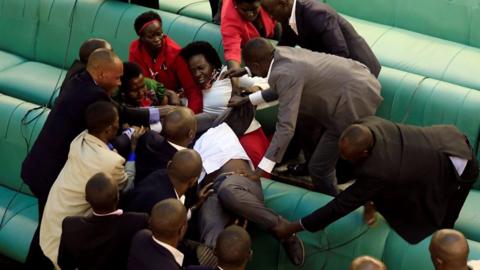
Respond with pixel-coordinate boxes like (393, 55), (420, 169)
(35, 0), (106, 68)
(0, 95), (47, 193)
(324, 0), (480, 48)
(0, 0), (40, 60)
(178, 1), (212, 22)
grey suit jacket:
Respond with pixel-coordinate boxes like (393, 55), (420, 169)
(257, 46), (383, 163)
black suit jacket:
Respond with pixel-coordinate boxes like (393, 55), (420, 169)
(21, 71), (151, 201)
(128, 229), (182, 270)
(278, 0), (381, 77)
(60, 60), (86, 92)
(135, 130), (178, 183)
(123, 169), (196, 214)
(58, 212), (148, 270)
(301, 116), (478, 244)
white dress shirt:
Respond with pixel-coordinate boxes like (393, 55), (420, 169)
(194, 123), (253, 181)
(468, 260), (480, 270)
(151, 237), (184, 266)
(168, 141), (187, 151)
(449, 156), (468, 175)
(92, 209), (123, 217)
(289, 0), (299, 35)
(249, 59), (275, 107)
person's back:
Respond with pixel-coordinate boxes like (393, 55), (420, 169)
(135, 107), (197, 182)
(123, 169), (175, 213)
(128, 199), (188, 270)
(58, 173), (148, 270)
(271, 46), (382, 132)
(307, 116), (477, 243)
(355, 116), (474, 183)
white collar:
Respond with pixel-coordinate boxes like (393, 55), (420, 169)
(168, 141), (187, 151)
(152, 237), (184, 266)
(289, 0), (298, 35)
(173, 188), (186, 205)
(266, 58), (275, 80)
(92, 209), (123, 216)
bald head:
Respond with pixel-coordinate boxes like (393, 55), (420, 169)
(150, 199), (187, 242)
(350, 256), (387, 270)
(242, 38), (275, 77)
(86, 49), (123, 95)
(339, 124), (374, 162)
(215, 225), (252, 268)
(430, 229), (469, 270)
(167, 149), (202, 183)
(79, 38), (112, 64)
(164, 107), (197, 145)
(85, 172), (118, 213)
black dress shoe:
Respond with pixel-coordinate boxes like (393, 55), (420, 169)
(287, 163), (309, 176)
(282, 234), (305, 267)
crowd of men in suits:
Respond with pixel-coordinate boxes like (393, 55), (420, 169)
(20, 0), (479, 269)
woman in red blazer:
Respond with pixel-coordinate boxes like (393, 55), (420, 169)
(221, 0), (278, 70)
(129, 11), (203, 113)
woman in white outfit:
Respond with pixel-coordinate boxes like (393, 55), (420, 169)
(181, 41), (270, 167)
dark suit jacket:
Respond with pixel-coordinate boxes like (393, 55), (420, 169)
(60, 60), (86, 92)
(278, 0), (381, 77)
(21, 71), (151, 201)
(128, 229), (182, 270)
(123, 169), (196, 214)
(186, 266), (217, 270)
(57, 212), (148, 270)
(301, 116), (478, 244)
(135, 130), (178, 183)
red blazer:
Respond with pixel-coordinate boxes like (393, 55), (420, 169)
(129, 37), (203, 113)
(221, 0), (276, 63)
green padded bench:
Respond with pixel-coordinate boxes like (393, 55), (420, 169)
(0, 0), (225, 106)
(256, 179), (480, 270)
(1, 0), (480, 268)
(127, 0), (480, 92)
(0, 94), (46, 262)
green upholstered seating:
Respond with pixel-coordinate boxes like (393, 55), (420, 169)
(1, 0), (480, 268)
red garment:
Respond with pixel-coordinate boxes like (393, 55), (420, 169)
(220, 0), (276, 63)
(239, 127), (270, 168)
(129, 37), (203, 113)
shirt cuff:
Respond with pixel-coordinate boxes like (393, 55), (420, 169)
(257, 157), (276, 173)
(148, 107), (160, 124)
(150, 121), (163, 133)
(298, 219), (306, 230)
(249, 91), (266, 106)
(122, 128), (134, 140)
(244, 66), (252, 77)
